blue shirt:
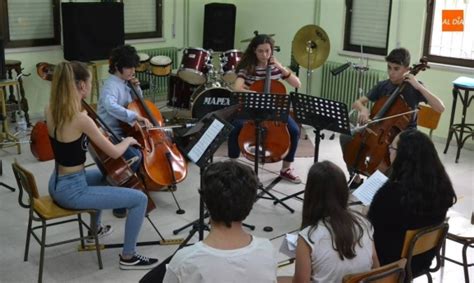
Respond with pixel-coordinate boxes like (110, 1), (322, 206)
(97, 74), (143, 136)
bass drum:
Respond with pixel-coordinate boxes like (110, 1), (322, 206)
(190, 86), (234, 119)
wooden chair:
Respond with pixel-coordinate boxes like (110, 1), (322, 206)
(441, 213), (474, 283)
(12, 160), (103, 283)
(401, 222), (449, 282)
(417, 104), (441, 138)
(343, 258), (407, 283)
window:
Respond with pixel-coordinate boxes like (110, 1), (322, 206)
(124, 0), (163, 40)
(343, 0), (392, 56)
(0, 0), (61, 48)
(423, 0), (474, 67)
(0, 0), (163, 49)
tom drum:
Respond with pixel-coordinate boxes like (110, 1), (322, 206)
(220, 49), (243, 83)
(168, 73), (197, 109)
(178, 48), (210, 85)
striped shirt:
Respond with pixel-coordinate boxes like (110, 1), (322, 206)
(237, 64), (282, 87)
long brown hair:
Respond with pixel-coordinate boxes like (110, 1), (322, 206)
(236, 34), (275, 75)
(49, 61), (90, 130)
(302, 161), (368, 260)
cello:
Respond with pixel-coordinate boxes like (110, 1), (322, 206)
(124, 81), (187, 190)
(82, 100), (156, 213)
(238, 62), (291, 163)
(343, 58), (429, 176)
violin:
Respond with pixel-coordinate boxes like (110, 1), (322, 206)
(82, 100), (156, 213)
(125, 81), (187, 190)
(343, 58), (429, 176)
(237, 63), (291, 163)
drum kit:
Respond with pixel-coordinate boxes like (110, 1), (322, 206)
(167, 47), (243, 119)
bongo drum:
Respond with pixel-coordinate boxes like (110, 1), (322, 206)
(136, 53), (150, 72)
(150, 55), (172, 76)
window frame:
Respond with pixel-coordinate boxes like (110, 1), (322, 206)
(0, 0), (61, 48)
(343, 0), (393, 56)
(0, 0), (163, 49)
(124, 0), (163, 40)
(422, 0), (474, 68)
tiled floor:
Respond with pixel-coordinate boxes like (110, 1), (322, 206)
(0, 118), (472, 282)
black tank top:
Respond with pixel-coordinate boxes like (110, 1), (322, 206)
(49, 129), (88, 167)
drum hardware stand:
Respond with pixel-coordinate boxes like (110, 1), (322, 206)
(304, 41), (317, 95)
(274, 92), (351, 206)
(233, 91), (294, 213)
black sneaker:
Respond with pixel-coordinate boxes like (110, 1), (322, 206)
(119, 254), (159, 270)
(86, 224), (113, 243)
(113, 208), (127, 218)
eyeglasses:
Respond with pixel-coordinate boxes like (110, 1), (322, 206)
(388, 145), (398, 152)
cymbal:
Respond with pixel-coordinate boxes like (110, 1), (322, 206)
(292, 25), (330, 70)
(240, 33), (276, 43)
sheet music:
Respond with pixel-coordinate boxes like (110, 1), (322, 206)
(352, 170), (388, 206)
(279, 233), (298, 258)
(187, 119), (224, 163)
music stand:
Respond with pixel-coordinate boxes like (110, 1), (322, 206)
(173, 114), (235, 243)
(233, 91), (294, 213)
(275, 92), (350, 205)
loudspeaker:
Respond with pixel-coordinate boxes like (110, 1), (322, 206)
(203, 3), (236, 52)
(62, 3), (124, 62)
(0, 37), (5, 80)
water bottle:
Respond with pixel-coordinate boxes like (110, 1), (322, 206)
(15, 110), (27, 132)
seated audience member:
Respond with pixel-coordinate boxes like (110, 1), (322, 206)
(163, 160), (278, 282)
(368, 129), (457, 275)
(291, 161), (378, 283)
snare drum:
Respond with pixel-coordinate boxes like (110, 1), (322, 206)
(136, 53), (150, 72)
(168, 73), (197, 109)
(220, 49), (243, 83)
(178, 48), (210, 85)
(190, 86), (234, 119)
(150, 55), (172, 76)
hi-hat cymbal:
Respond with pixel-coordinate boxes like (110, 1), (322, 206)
(240, 33), (276, 43)
(292, 25), (330, 70)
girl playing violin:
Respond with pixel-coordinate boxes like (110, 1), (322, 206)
(229, 34), (303, 183)
(47, 61), (158, 270)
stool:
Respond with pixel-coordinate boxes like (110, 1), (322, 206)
(5, 60), (31, 127)
(443, 76), (474, 163)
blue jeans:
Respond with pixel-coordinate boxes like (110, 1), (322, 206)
(48, 168), (147, 256)
(227, 116), (300, 162)
(114, 145), (142, 216)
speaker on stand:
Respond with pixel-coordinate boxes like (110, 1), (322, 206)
(203, 3), (236, 52)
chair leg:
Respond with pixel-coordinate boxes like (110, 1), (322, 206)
(38, 220), (47, 283)
(426, 272), (432, 283)
(91, 213), (103, 269)
(24, 213), (33, 261)
(78, 214), (85, 249)
(462, 243), (470, 283)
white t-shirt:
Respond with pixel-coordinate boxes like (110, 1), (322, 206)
(163, 236), (278, 283)
(299, 214), (374, 283)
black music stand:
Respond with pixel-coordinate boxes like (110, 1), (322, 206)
(233, 91), (294, 213)
(275, 92), (350, 205)
(174, 114), (234, 243)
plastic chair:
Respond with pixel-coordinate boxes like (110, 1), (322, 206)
(401, 222), (449, 282)
(342, 258), (407, 283)
(441, 213), (474, 283)
(417, 104), (441, 138)
(12, 160), (103, 283)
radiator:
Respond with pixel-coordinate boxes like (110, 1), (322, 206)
(320, 61), (386, 110)
(136, 47), (179, 101)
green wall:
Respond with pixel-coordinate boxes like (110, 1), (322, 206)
(5, 0), (473, 145)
